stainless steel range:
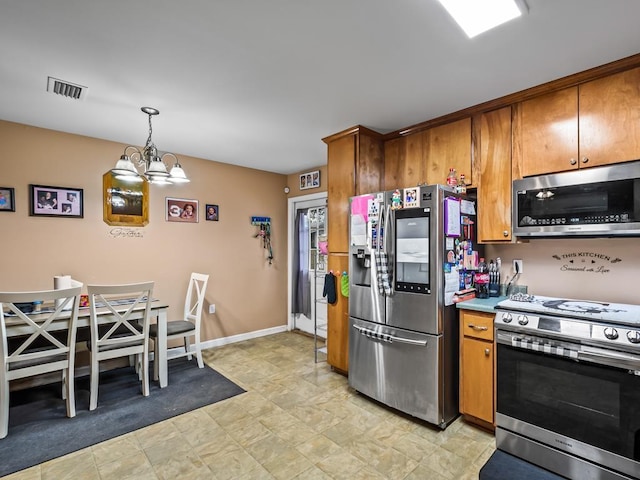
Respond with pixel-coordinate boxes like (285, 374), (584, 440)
(494, 294), (640, 480)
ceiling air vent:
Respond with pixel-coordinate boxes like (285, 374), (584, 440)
(47, 77), (87, 100)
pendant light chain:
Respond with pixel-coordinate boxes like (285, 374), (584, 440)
(145, 112), (155, 150)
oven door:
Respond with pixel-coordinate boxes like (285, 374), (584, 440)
(496, 330), (640, 479)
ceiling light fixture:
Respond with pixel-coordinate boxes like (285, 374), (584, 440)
(111, 107), (190, 185)
(437, 0), (527, 38)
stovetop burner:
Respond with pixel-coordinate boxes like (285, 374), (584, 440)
(496, 294), (640, 327)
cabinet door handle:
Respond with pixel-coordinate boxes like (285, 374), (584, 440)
(582, 157), (589, 164)
(485, 348), (491, 356)
(467, 323), (488, 331)
(503, 230), (509, 237)
(570, 158), (577, 165)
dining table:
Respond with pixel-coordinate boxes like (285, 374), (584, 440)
(4, 299), (170, 388)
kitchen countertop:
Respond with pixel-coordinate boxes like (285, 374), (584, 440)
(455, 296), (507, 314)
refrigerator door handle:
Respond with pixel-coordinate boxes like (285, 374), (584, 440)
(388, 334), (428, 347)
(353, 324), (392, 343)
(352, 324), (428, 347)
(384, 203), (392, 254)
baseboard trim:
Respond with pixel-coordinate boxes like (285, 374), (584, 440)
(166, 325), (289, 359)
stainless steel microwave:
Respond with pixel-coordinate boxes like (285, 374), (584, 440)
(513, 161), (640, 237)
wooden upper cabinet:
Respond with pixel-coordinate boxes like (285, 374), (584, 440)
(515, 66), (640, 178)
(356, 131), (384, 196)
(579, 66), (640, 167)
(326, 134), (355, 254)
(424, 118), (472, 186)
(476, 107), (513, 243)
(324, 126), (383, 254)
(383, 132), (425, 190)
(514, 87), (578, 178)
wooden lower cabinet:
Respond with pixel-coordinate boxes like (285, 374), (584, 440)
(459, 310), (495, 429)
(326, 253), (349, 373)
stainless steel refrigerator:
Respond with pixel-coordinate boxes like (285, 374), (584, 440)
(348, 184), (464, 429)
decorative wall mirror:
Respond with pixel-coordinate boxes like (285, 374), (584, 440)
(103, 171), (149, 227)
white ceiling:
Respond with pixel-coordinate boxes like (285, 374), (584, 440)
(1, 1), (640, 175)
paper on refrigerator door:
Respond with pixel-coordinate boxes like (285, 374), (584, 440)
(444, 197), (461, 237)
(444, 271), (459, 306)
(350, 195), (375, 222)
(460, 199), (476, 215)
(350, 214), (367, 246)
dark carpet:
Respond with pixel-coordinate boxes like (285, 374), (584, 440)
(0, 358), (245, 477)
(480, 450), (566, 480)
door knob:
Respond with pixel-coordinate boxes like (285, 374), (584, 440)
(484, 348), (491, 356)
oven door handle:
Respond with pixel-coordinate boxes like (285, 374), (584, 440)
(577, 347), (640, 371)
(352, 324), (428, 346)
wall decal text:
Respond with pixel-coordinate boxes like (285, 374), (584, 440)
(551, 251), (621, 274)
(109, 228), (144, 238)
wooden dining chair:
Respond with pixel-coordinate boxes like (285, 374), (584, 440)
(149, 273), (208, 381)
(0, 286), (81, 439)
(87, 281), (154, 411)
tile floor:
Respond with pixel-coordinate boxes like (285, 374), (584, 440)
(3, 332), (496, 480)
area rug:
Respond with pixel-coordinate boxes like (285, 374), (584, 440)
(480, 450), (565, 480)
(0, 358), (245, 477)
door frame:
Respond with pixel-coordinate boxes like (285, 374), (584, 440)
(287, 190), (328, 331)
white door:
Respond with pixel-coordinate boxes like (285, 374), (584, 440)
(288, 193), (327, 338)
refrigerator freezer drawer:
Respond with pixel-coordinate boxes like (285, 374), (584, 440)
(348, 317), (450, 427)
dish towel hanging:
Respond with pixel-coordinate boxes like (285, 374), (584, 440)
(374, 251), (392, 296)
(323, 272), (337, 305)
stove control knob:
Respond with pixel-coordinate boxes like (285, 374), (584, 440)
(501, 313), (513, 323)
(518, 315), (529, 326)
(627, 331), (640, 344)
(603, 327), (619, 340)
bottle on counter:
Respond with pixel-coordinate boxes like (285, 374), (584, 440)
(446, 168), (458, 188)
(457, 173), (467, 194)
(475, 257), (489, 299)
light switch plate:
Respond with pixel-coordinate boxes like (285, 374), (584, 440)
(208, 304), (216, 314)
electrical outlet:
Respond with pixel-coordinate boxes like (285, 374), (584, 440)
(208, 304), (216, 314)
(513, 259), (523, 273)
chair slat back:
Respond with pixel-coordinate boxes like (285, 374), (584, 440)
(0, 287), (81, 371)
(87, 282), (154, 349)
(184, 273), (209, 323)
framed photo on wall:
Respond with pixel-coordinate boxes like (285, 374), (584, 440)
(166, 197), (199, 223)
(205, 204), (219, 221)
(0, 187), (15, 212)
(30, 184), (83, 218)
(300, 170), (320, 190)
(102, 172), (149, 227)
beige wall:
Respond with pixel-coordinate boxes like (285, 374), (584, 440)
(285, 165), (327, 197)
(0, 120), (290, 343)
(486, 238), (640, 304)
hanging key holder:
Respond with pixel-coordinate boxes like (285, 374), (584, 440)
(251, 216), (274, 265)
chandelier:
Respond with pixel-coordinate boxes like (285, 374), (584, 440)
(111, 107), (189, 184)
